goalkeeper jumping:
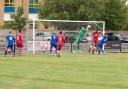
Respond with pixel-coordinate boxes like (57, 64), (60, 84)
(73, 25), (91, 53)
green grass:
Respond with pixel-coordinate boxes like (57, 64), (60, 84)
(0, 53), (128, 89)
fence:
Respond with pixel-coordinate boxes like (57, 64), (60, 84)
(0, 29), (128, 55)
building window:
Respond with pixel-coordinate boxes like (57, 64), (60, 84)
(5, 0), (14, 6)
(4, 0), (15, 13)
(29, 0), (38, 13)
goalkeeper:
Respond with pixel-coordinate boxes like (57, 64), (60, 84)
(73, 25), (91, 53)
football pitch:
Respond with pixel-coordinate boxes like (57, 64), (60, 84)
(0, 53), (128, 89)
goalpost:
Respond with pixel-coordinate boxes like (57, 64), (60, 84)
(27, 19), (105, 54)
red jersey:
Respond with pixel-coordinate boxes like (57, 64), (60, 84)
(57, 34), (65, 45)
(16, 33), (23, 47)
(92, 31), (101, 43)
(16, 33), (23, 42)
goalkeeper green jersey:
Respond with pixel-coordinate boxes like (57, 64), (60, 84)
(79, 27), (87, 36)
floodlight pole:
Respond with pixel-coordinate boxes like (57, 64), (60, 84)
(32, 19), (35, 54)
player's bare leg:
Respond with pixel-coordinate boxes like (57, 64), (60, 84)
(77, 43), (80, 53)
(95, 43), (98, 52)
(17, 47), (20, 56)
(57, 50), (60, 57)
(92, 43), (95, 54)
(98, 48), (101, 54)
(57, 45), (61, 57)
(88, 44), (93, 54)
(92, 46), (96, 54)
(19, 47), (23, 56)
(50, 46), (52, 56)
(54, 48), (57, 56)
(74, 43), (80, 53)
(73, 42), (78, 53)
(17, 47), (21, 56)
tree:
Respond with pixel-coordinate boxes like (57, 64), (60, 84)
(101, 0), (128, 30)
(7, 7), (27, 32)
(37, 0), (104, 30)
(38, 0), (128, 30)
(38, 0), (103, 20)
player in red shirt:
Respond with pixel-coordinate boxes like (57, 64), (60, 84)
(88, 30), (101, 54)
(57, 31), (65, 57)
(92, 30), (101, 46)
(16, 30), (23, 56)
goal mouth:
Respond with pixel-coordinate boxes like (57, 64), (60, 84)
(27, 19), (105, 54)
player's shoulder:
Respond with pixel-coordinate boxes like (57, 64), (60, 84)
(92, 31), (96, 34)
(16, 33), (19, 35)
(57, 34), (61, 36)
(17, 33), (23, 37)
(17, 33), (22, 35)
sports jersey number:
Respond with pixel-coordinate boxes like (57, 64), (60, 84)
(59, 37), (62, 41)
(9, 37), (13, 41)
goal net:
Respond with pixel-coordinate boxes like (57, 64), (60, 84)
(26, 19), (105, 54)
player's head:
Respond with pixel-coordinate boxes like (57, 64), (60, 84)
(80, 25), (85, 28)
(9, 31), (12, 34)
(19, 30), (22, 33)
(59, 31), (62, 34)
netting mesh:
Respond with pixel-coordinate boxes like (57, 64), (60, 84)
(26, 20), (105, 54)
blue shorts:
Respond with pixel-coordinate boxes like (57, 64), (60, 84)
(5, 44), (15, 53)
(51, 44), (57, 49)
(98, 43), (103, 49)
(6, 45), (13, 49)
